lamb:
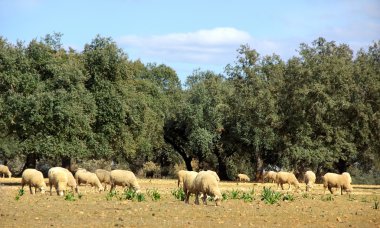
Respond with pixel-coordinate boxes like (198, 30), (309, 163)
(177, 170), (188, 187)
(193, 171), (222, 206)
(48, 167), (78, 196)
(182, 171), (198, 204)
(75, 170), (104, 192)
(276, 171), (300, 191)
(95, 169), (112, 190)
(21, 169), (47, 194)
(0, 165), (12, 178)
(237, 173), (250, 182)
(110, 170), (140, 193)
(263, 171), (277, 183)
(322, 172), (353, 195)
(342, 172), (352, 184)
(304, 171), (316, 192)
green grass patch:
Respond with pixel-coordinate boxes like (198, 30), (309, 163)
(260, 187), (282, 205)
(171, 187), (185, 201)
(147, 188), (161, 201)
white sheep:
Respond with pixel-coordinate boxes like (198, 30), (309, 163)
(75, 170), (104, 192)
(95, 169), (112, 190)
(182, 171), (198, 204)
(304, 170), (316, 192)
(193, 171), (222, 206)
(0, 165), (12, 178)
(177, 170), (188, 188)
(342, 172), (352, 184)
(48, 167), (78, 196)
(276, 171), (300, 191)
(206, 170), (220, 182)
(110, 170), (140, 193)
(48, 168), (68, 196)
(237, 173), (250, 182)
(322, 172), (353, 195)
(21, 169), (47, 194)
(263, 171), (277, 183)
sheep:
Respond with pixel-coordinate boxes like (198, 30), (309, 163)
(182, 171), (198, 204)
(95, 169), (112, 191)
(304, 171), (316, 192)
(0, 165), (12, 178)
(322, 172), (353, 195)
(48, 168), (68, 196)
(21, 169), (47, 194)
(237, 173), (250, 182)
(193, 171), (222, 206)
(263, 171), (277, 183)
(110, 170), (140, 193)
(75, 170), (104, 192)
(48, 167), (78, 196)
(206, 170), (220, 182)
(276, 171), (300, 191)
(177, 170), (188, 188)
(342, 172), (352, 184)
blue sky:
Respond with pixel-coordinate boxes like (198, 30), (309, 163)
(1, 0), (379, 83)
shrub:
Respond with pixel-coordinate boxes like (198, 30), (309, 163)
(282, 193), (295, 201)
(143, 161), (161, 178)
(240, 192), (254, 202)
(106, 190), (118, 201)
(261, 187), (282, 204)
(64, 192), (76, 201)
(171, 187), (185, 201)
(147, 188), (161, 201)
(321, 194), (334, 202)
(373, 198), (379, 210)
(229, 189), (241, 199)
(15, 188), (25, 201)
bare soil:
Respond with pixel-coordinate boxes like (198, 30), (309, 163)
(1, 178), (379, 227)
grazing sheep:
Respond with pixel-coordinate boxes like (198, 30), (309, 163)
(21, 169), (47, 194)
(95, 169), (112, 190)
(237, 173), (250, 182)
(48, 168), (68, 196)
(276, 171), (300, 191)
(342, 172), (352, 184)
(263, 171), (277, 183)
(110, 170), (140, 193)
(304, 171), (316, 192)
(206, 170), (220, 182)
(322, 172), (353, 195)
(182, 171), (198, 204)
(177, 170), (188, 188)
(193, 171), (222, 206)
(48, 167), (78, 196)
(75, 170), (104, 192)
(0, 165), (12, 178)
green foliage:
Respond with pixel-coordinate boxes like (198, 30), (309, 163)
(374, 198), (379, 210)
(261, 187), (282, 205)
(64, 192), (76, 201)
(240, 191), (254, 202)
(15, 188), (25, 201)
(136, 192), (146, 202)
(282, 193), (295, 202)
(321, 194), (334, 202)
(222, 192), (228, 201)
(229, 189), (241, 199)
(0, 34), (379, 183)
(147, 188), (161, 201)
(121, 188), (137, 200)
(106, 190), (118, 201)
(171, 188), (185, 201)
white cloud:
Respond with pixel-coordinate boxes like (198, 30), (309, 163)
(118, 27), (254, 64)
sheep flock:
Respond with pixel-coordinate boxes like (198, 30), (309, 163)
(0, 163), (357, 207)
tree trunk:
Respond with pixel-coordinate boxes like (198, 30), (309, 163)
(18, 153), (37, 176)
(254, 154), (264, 182)
(336, 158), (348, 173)
(164, 134), (193, 171)
(216, 155), (229, 180)
(61, 156), (72, 171)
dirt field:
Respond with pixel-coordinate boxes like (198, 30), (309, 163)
(1, 178), (379, 227)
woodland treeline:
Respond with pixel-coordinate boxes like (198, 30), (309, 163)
(0, 34), (379, 183)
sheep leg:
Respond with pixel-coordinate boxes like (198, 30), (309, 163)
(328, 186), (334, 194)
(202, 193), (207, 205)
(29, 185), (33, 194)
(281, 183), (284, 190)
(194, 193), (200, 205)
(49, 183), (53, 196)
